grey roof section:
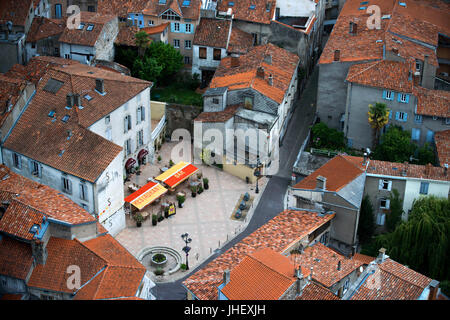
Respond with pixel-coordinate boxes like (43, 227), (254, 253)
(336, 172), (366, 209)
(235, 108), (277, 128)
(203, 87), (227, 97)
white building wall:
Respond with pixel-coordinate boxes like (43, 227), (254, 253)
(403, 179), (450, 215)
(88, 87), (154, 170)
(276, 0), (316, 17)
(192, 45), (227, 79)
(60, 43), (95, 64)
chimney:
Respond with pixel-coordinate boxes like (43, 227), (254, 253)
(295, 268), (305, 295)
(230, 56), (240, 67)
(264, 54), (272, 65)
(223, 269), (230, 286)
(268, 74), (273, 86)
(363, 152), (368, 165)
(96, 78), (104, 94)
(73, 93), (81, 107)
(334, 49), (340, 61)
(31, 240), (48, 265)
(401, 161), (408, 176)
(428, 280), (440, 300)
(392, 47), (398, 55)
(377, 248), (387, 263)
(67, 130), (73, 140)
(256, 66), (265, 79)
(316, 175), (327, 190)
(308, 267), (313, 281)
(349, 22), (357, 35)
(425, 163), (432, 176)
(66, 93), (74, 108)
(337, 261), (341, 271)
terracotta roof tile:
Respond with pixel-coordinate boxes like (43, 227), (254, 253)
(0, 165), (96, 225)
(0, 200), (45, 241)
(353, 253), (375, 265)
(183, 210), (335, 300)
(58, 12), (117, 47)
(26, 16), (65, 43)
(141, 22), (169, 35)
(0, 0), (33, 27)
(115, 25), (140, 46)
(0, 75), (28, 127)
(413, 86), (450, 118)
(97, 0), (149, 17)
(0, 236), (33, 280)
(217, 0), (276, 25)
(293, 155), (364, 191)
(297, 282), (340, 300)
(142, 0), (202, 20)
(294, 243), (364, 288)
(367, 159), (449, 181)
(193, 18), (231, 48)
(195, 104), (241, 122)
(210, 43), (299, 104)
(434, 130), (450, 167)
(227, 26), (253, 54)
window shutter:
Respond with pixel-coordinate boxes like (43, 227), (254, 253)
(378, 179), (383, 190)
(405, 94), (410, 103)
(389, 110), (392, 119)
(28, 159), (33, 175)
(388, 181), (392, 191)
(137, 108), (141, 124)
(180, 23), (185, 33)
(382, 90), (387, 99)
(170, 22), (175, 32)
(124, 117), (128, 133)
(397, 93), (402, 102)
(385, 199), (390, 209)
(128, 115), (132, 130)
(79, 183), (83, 200)
(389, 91), (394, 100)
(404, 113), (408, 122)
(141, 106), (145, 121)
(395, 112), (399, 120)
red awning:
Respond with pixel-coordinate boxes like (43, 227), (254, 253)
(125, 158), (136, 170)
(138, 149), (149, 160)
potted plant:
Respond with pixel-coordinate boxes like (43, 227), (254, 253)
(180, 263), (187, 271)
(197, 185), (204, 194)
(169, 159), (174, 167)
(134, 212), (144, 227)
(158, 213), (164, 222)
(197, 172), (202, 180)
(154, 267), (164, 276)
(191, 185), (197, 197)
(157, 155), (162, 163)
(152, 213), (157, 226)
(177, 194), (186, 208)
(203, 177), (209, 190)
(164, 206), (169, 218)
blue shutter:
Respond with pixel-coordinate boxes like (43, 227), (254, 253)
(397, 93), (402, 102)
(403, 113), (408, 122)
(170, 22), (175, 32)
(395, 112), (399, 120)
(389, 110), (392, 119)
(389, 91), (394, 100)
(426, 130), (434, 143)
(405, 94), (410, 103)
(383, 90), (387, 99)
(180, 23), (186, 33)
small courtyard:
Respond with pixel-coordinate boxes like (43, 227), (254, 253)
(115, 141), (267, 282)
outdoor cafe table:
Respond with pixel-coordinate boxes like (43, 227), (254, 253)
(124, 180), (168, 211)
(155, 162), (199, 188)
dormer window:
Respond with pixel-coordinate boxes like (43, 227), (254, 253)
(182, 0), (191, 6)
(159, 0), (167, 4)
(86, 24), (94, 31)
(77, 22), (85, 30)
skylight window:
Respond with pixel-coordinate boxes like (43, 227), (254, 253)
(86, 24), (94, 31)
(182, 0), (191, 6)
(159, 0), (167, 4)
(48, 110), (55, 117)
(62, 115), (70, 123)
(399, 2), (406, 7)
(359, 6), (367, 10)
(360, 1), (369, 4)
(228, 2), (234, 7)
(84, 94), (93, 101)
(77, 22), (85, 30)
(249, 4), (256, 10)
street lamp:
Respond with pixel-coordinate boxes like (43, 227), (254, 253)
(181, 233), (192, 270)
(254, 157), (262, 194)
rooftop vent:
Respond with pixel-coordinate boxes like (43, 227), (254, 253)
(61, 115), (70, 123)
(84, 94), (93, 101)
(256, 66), (265, 79)
(29, 224), (39, 234)
(95, 78), (105, 95)
(43, 78), (64, 94)
(381, 14), (391, 19)
(66, 93), (74, 109)
(349, 22), (357, 35)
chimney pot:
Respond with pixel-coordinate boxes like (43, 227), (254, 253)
(268, 74), (273, 86)
(337, 260), (341, 271)
(256, 66), (265, 79)
(230, 56), (239, 67)
(377, 248), (386, 263)
(66, 93), (74, 108)
(96, 78), (104, 94)
(334, 49), (340, 61)
(392, 47), (398, 55)
(223, 269), (230, 285)
(316, 176), (327, 190)
(428, 280), (440, 300)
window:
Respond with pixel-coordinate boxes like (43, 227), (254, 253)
(184, 56), (190, 64)
(174, 22), (180, 32)
(398, 93), (408, 103)
(148, 20), (154, 26)
(244, 96), (253, 109)
(64, 54), (70, 59)
(380, 198), (390, 209)
(185, 23), (192, 33)
(212, 98), (219, 105)
(125, 139), (132, 155)
(30, 160), (41, 177)
(62, 176), (72, 194)
(41, 294), (54, 300)
(13, 153), (22, 169)
(137, 106), (145, 123)
(415, 62), (421, 72)
(137, 129), (144, 147)
(173, 39), (180, 48)
(319, 232), (329, 245)
(414, 114), (422, 123)
(199, 47), (207, 59)
(185, 40), (191, 49)
(159, 0), (167, 4)
(88, 6), (95, 12)
(106, 127), (112, 141)
(182, 0), (191, 6)
(426, 130), (434, 143)
(213, 48), (221, 61)
(383, 90), (393, 100)
(55, 4), (62, 19)
(419, 182), (429, 195)
(379, 179), (392, 191)
(252, 33), (258, 45)
(86, 24), (94, 31)
(411, 128), (420, 141)
(228, 1), (234, 6)
(105, 115), (110, 124)
(31, 42), (36, 49)
(124, 115), (132, 133)
(446, 118), (450, 125)
(343, 278), (350, 294)
(395, 111), (407, 122)
(77, 23), (85, 30)
(162, 10), (180, 21)
(79, 183), (88, 201)
(376, 212), (386, 225)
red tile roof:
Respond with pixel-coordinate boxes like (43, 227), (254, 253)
(183, 210), (335, 300)
(297, 282), (340, 300)
(434, 130), (450, 167)
(346, 60), (414, 93)
(115, 25), (140, 46)
(210, 43), (300, 104)
(221, 248), (307, 300)
(293, 155), (365, 191)
(413, 86), (450, 118)
(58, 12), (117, 47)
(294, 242), (364, 288)
(217, 0), (276, 25)
(26, 16), (65, 43)
(227, 26), (253, 55)
(0, 200), (45, 241)
(193, 18), (231, 49)
(141, 22), (169, 35)
(0, 0), (33, 27)
(195, 104), (241, 123)
(0, 74), (28, 128)
(142, 0), (202, 20)
(97, 0), (149, 17)
(0, 236), (33, 280)
(351, 258), (432, 300)
(0, 165), (96, 225)
(353, 253), (375, 265)
(3, 63), (151, 182)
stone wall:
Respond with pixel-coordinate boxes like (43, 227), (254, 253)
(166, 103), (203, 138)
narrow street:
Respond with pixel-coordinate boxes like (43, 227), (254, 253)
(153, 66), (320, 300)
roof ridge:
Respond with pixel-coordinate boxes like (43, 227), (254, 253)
(347, 60), (382, 81)
(378, 259), (431, 289)
(245, 253), (295, 282)
(77, 238), (109, 266)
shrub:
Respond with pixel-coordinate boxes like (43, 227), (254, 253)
(180, 263), (187, 270)
(153, 253), (166, 263)
(311, 122), (346, 150)
(154, 267), (164, 276)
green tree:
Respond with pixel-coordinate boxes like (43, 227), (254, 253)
(373, 125), (417, 163)
(145, 41), (183, 85)
(358, 195), (376, 244)
(371, 196), (450, 281)
(115, 46), (138, 70)
(415, 143), (436, 166)
(135, 31), (151, 57)
(132, 56), (163, 82)
(311, 122), (346, 150)
(368, 102), (390, 148)
(386, 189), (403, 232)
